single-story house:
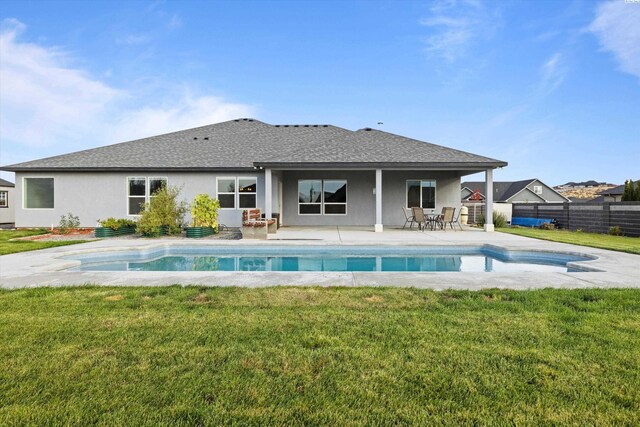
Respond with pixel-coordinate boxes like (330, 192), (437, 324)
(0, 178), (16, 224)
(461, 178), (569, 204)
(589, 184), (628, 202)
(1, 118), (507, 231)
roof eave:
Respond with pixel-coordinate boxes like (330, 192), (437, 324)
(1, 166), (258, 173)
(253, 161), (508, 169)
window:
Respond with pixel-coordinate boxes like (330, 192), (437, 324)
(298, 179), (347, 215)
(533, 185), (543, 195)
(127, 177), (167, 215)
(238, 177), (257, 209)
(24, 178), (54, 209)
(216, 177), (257, 209)
(406, 180), (436, 209)
(217, 178), (236, 209)
(0, 191), (7, 208)
(299, 180), (322, 214)
(323, 180), (347, 214)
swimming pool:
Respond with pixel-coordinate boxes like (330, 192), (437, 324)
(64, 245), (596, 273)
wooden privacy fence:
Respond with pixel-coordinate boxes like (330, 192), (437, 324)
(512, 202), (640, 237)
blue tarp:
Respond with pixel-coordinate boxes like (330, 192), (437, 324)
(511, 217), (554, 227)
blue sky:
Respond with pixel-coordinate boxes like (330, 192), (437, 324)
(1, 0), (638, 185)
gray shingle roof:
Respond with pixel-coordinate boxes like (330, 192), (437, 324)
(461, 179), (536, 202)
(0, 178), (15, 187)
(2, 118), (507, 171)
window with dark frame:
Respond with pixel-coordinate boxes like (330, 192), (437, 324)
(0, 191), (7, 208)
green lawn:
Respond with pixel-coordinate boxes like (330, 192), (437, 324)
(499, 227), (640, 255)
(0, 229), (88, 255)
(1, 286), (638, 425)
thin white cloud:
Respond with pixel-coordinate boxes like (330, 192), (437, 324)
(0, 19), (253, 162)
(420, 0), (499, 62)
(589, 0), (640, 78)
(539, 52), (567, 94)
(116, 34), (152, 45)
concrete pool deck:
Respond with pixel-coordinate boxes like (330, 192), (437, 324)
(1, 226), (639, 290)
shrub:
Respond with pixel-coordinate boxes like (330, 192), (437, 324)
(609, 226), (623, 236)
(58, 212), (80, 234)
(478, 211), (508, 228)
(136, 186), (188, 236)
(99, 217), (137, 230)
(190, 194), (220, 231)
(539, 222), (555, 230)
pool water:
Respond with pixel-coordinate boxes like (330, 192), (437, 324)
(66, 246), (594, 273)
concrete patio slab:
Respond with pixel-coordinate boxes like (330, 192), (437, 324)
(1, 226), (639, 290)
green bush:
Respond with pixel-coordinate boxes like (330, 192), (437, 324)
(190, 194), (220, 231)
(136, 186), (188, 236)
(99, 217), (137, 230)
(58, 212), (80, 234)
(609, 226), (623, 236)
(478, 211), (508, 228)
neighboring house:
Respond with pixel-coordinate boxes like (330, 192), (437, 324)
(590, 184), (626, 202)
(461, 179), (570, 203)
(0, 178), (16, 224)
(1, 118), (507, 231)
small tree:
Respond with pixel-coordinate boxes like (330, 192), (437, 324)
(190, 193), (220, 231)
(622, 179), (633, 201)
(137, 185), (188, 236)
(634, 180), (640, 202)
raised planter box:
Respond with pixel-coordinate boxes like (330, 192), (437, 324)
(94, 226), (137, 238)
(185, 226), (216, 238)
(141, 226), (169, 237)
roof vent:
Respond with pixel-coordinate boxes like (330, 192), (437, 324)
(363, 127), (373, 131)
(294, 125), (299, 127)
(313, 125), (318, 127)
(304, 125), (309, 127)
(274, 125), (280, 127)
(284, 125), (289, 127)
(204, 137), (209, 140)
(193, 137), (198, 140)
(248, 119), (253, 121)
(323, 125), (328, 127)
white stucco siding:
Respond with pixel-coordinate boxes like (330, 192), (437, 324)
(14, 171), (266, 228)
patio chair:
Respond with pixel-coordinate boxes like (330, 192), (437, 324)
(402, 207), (416, 229)
(452, 209), (464, 231)
(411, 207), (429, 231)
(441, 207), (456, 231)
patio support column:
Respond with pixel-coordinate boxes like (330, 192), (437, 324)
(484, 168), (494, 232)
(265, 168), (272, 220)
(375, 169), (383, 232)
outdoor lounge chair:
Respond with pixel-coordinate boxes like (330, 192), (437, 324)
(402, 207), (416, 229)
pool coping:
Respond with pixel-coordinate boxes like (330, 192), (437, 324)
(1, 231), (639, 290)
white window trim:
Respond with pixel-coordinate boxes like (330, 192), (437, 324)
(533, 185), (543, 195)
(405, 179), (437, 211)
(216, 177), (237, 210)
(127, 176), (168, 216)
(298, 179), (322, 216)
(22, 176), (55, 210)
(298, 179), (348, 216)
(322, 180), (347, 216)
(237, 176), (258, 210)
(0, 191), (8, 208)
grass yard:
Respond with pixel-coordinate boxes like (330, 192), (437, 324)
(499, 227), (640, 255)
(1, 286), (638, 425)
(0, 229), (88, 255)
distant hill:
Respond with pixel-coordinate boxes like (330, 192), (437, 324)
(557, 180), (612, 187)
